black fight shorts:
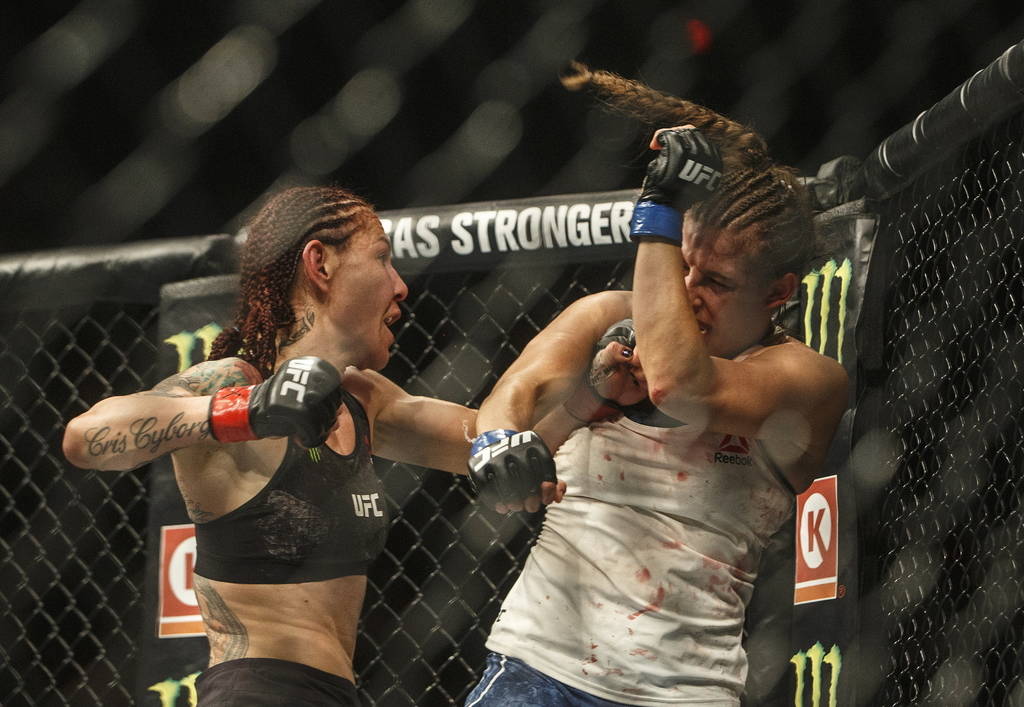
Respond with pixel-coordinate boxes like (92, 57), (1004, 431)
(195, 657), (361, 706)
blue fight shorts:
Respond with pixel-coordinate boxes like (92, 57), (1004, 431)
(465, 652), (632, 706)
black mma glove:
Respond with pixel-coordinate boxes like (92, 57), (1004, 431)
(595, 318), (636, 354)
(208, 356), (343, 447)
(467, 430), (557, 508)
(629, 127), (723, 245)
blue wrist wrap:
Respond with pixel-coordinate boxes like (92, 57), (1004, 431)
(471, 429), (518, 456)
(629, 202), (683, 244)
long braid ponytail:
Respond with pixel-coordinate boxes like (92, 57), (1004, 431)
(561, 62), (816, 278)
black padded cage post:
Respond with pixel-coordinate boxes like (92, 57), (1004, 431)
(852, 39), (1024, 706)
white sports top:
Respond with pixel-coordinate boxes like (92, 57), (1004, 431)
(486, 413), (794, 705)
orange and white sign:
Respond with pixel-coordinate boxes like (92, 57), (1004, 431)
(157, 524), (204, 638)
(794, 475), (839, 604)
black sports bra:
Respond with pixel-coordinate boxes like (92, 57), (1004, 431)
(194, 389), (389, 584)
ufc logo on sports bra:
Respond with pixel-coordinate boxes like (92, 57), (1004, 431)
(281, 358), (315, 403)
(352, 493), (383, 518)
(678, 159), (721, 190)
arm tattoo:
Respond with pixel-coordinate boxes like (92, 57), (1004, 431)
(196, 361), (261, 391)
(194, 575), (249, 663)
(145, 375), (205, 397)
(279, 310), (315, 350)
(83, 415), (211, 458)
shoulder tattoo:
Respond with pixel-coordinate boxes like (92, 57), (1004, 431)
(144, 359), (261, 397)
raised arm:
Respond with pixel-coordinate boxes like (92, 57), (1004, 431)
(633, 242), (847, 441)
(62, 358), (260, 471)
(633, 263), (847, 494)
(475, 289), (633, 433)
(627, 127), (848, 490)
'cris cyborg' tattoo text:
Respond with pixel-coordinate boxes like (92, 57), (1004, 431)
(84, 413), (210, 457)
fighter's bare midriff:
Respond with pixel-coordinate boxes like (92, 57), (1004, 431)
(184, 404), (372, 680)
(200, 573), (367, 681)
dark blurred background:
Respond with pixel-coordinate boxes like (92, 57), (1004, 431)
(2, 0), (1023, 257)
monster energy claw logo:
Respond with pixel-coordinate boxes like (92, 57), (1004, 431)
(165, 323), (223, 372)
(802, 258), (852, 364)
(147, 671), (200, 706)
(791, 642), (841, 707)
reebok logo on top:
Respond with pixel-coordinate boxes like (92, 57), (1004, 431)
(712, 434), (753, 466)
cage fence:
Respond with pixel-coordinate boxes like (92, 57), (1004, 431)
(2, 303), (159, 706)
(2, 3), (1024, 705)
(859, 109), (1024, 707)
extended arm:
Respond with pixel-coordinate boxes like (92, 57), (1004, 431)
(344, 367), (570, 510)
(62, 358), (260, 471)
(64, 355), (345, 472)
(342, 368), (475, 474)
(475, 290), (632, 433)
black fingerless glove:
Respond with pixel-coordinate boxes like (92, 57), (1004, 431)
(589, 319), (682, 428)
(629, 127), (723, 245)
(209, 356), (343, 448)
(595, 318), (636, 354)
(467, 430), (557, 508)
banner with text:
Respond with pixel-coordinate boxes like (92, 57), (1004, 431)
(378, 190), (637, 275)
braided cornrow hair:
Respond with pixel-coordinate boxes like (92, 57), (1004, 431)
(562, 62), (816, 279)
(209, 186), (374, 378)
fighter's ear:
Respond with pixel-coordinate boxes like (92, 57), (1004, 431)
(299, 240), (332, 295)
(765, 272), (797, 311)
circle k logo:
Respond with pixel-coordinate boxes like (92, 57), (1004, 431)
(794, 473), (839, 604)
(800, 492), (833, 569)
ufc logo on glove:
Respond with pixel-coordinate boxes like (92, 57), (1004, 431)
(469, 431), (539, 472)
(678, 159), (722, 190)
(281, 358), (315, 402)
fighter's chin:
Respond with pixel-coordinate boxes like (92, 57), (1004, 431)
(367, 347), (391, 371)
(353, 344), (390, 372)
(363, 328), (394, 369)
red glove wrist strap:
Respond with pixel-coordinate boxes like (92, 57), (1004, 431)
(209, 387), (258, 443)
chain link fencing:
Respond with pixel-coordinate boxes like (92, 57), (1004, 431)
(1, 303), (158, 706)
(2, 5), (1024, 704)
(856, 109), (1024, 706)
